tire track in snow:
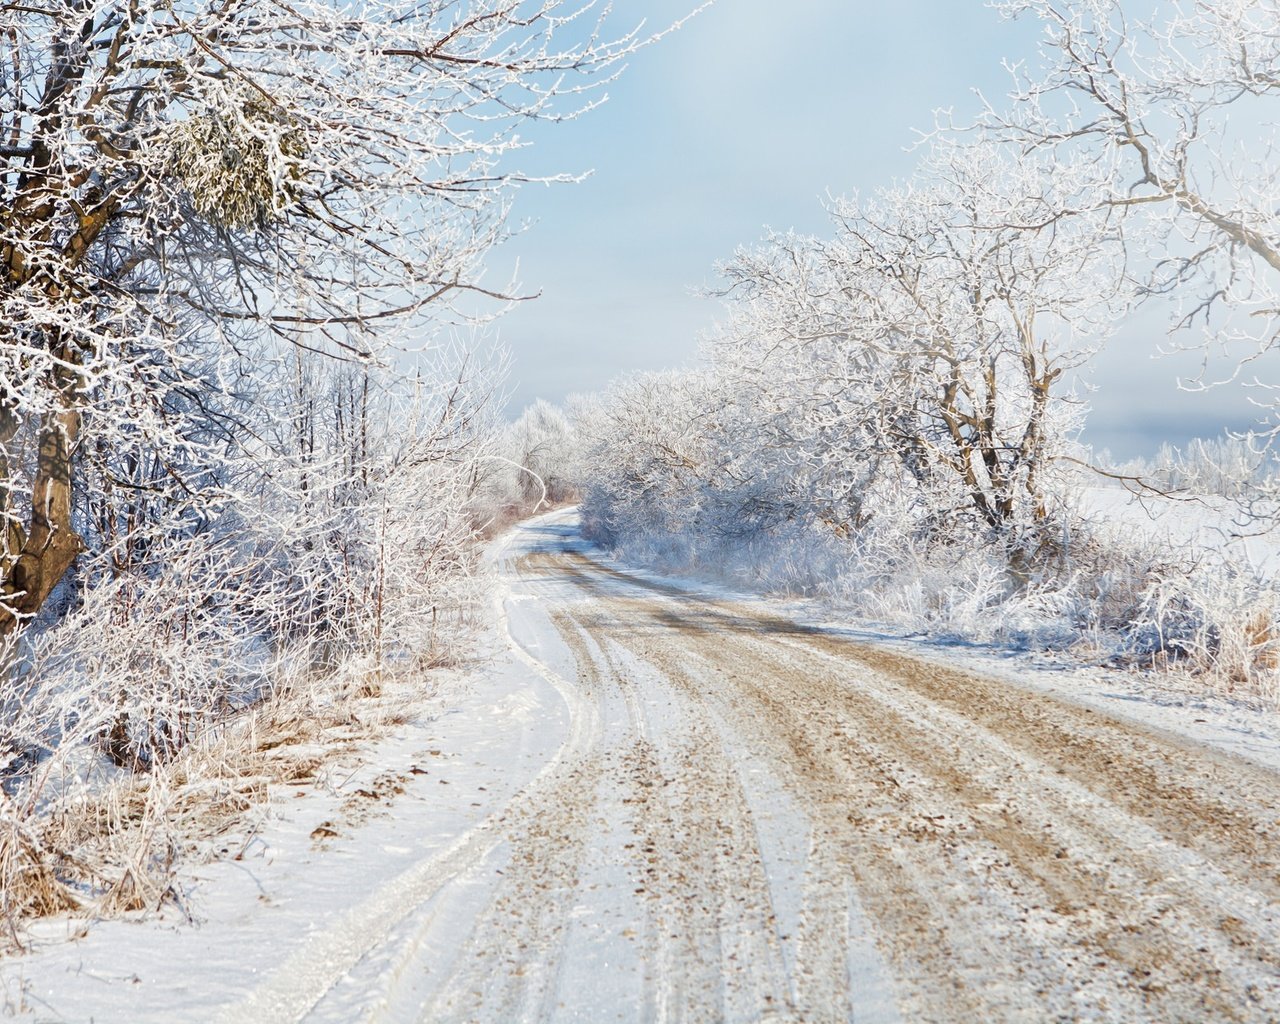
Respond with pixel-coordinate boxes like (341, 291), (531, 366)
(396, 602), (657, 1022)
(421, 749), (607, 1022)
(566, 545), (1280, 1022)
(602, 617), (943, 1023)
(557, 609), (795, 1020)
(564, 569), (896, 1023)
(827, 637), (1280, 901)
(212, 545), (600, 1024)
(768, 630), (1280, 1003)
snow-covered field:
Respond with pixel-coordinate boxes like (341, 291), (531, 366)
(3, 508), (1279, 1022)
(1079, 482), (1280, 573)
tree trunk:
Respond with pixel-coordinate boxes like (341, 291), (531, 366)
(0, 349), (84, 640)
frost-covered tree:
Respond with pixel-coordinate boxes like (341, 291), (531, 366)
(714, 142), (1123, 558)
(578, 143), (1126, 585)
(510, 399), (575, 506)
(577, 371), (731, 547)
(0, 0), (643, 638)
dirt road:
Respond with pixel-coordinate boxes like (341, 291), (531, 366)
(303, 511), (1280, 1022)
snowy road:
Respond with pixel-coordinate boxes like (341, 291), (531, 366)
(301, 509), (1280, 1022)
(11, 510), (1280, 1022)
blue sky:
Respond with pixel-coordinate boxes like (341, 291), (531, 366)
(486, 1), (1260, 460)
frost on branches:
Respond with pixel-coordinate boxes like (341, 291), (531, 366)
(707, 142), (1122, 571)
(0, 0), (645, 940)
(0, 0), (636, 637)
(987, 0), (1280, 442)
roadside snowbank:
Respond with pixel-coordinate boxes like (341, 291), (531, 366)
(0, 650), (570, 1021)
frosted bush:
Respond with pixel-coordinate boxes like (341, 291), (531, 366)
(1133, 555), (1280, 697)
(23, 551), (271, 771)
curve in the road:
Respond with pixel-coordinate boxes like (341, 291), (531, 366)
(220, 511), (1280, 1023)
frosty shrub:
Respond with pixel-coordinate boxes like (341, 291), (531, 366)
(34, 545), (270, 772)
(248, 352), (498, 675)
(1129, 549), (1280, 698)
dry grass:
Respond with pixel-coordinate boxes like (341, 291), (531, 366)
(0, 810), (81, 939)
(0, 656), (439, 951)
(1245, 608), (1278, 672)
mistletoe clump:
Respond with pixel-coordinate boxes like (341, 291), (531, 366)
(168, 95), (306, 230)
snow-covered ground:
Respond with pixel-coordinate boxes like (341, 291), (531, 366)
(1079, 481), (1280, 573)
(2, 507), (1278, 1022)
(0, 528), (582, 1021)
